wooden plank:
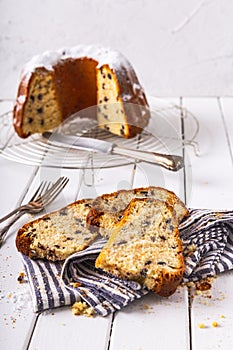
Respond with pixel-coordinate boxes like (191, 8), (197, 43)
(109, 98), (190, 350)
(29, 307), (113, 350)
(218, 97), (233, 161)
(182, 98), (233, 350)
(28, 164), (136, 349)
(110, 289), (189, 350)
(182, 98), (233, 209)
(0, 157), (86, 349)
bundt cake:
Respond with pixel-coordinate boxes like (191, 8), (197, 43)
(13, 45), (150, 139)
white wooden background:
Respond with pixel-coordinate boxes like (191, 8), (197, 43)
(0, 97), (233, 350)
(1, 0), (233, 98)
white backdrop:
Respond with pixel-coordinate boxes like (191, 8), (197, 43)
(1, 0), (233, 98)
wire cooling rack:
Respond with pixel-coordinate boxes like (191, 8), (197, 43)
(0, 97), (199, 169)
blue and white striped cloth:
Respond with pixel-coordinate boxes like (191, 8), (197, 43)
(21, 209), (233, 316)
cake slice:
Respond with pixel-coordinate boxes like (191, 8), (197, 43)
(95, 198), (185, 296)
(87, 187), (189, 238)
(96, 63), (149, 138)
(16, 199), (98, 261)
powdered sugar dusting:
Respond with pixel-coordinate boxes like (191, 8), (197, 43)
(22, 45), (130, 76)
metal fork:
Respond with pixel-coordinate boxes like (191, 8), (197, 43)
(0, 176), (69, 246)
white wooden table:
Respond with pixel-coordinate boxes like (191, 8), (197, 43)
(0, 97), (233, 350)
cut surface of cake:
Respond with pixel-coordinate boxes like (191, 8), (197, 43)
(95, 198), (185, 297)
(13, 45), (150, 139)
(16, 199), (98, 261)
(87, 186), (189, 238)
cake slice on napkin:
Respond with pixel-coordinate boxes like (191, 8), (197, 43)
(16, 199), (98, 261)
(95, 197), (185, 296)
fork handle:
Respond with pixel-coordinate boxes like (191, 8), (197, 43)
(0, 205), (28, 223)
(0, 211), (26, 247)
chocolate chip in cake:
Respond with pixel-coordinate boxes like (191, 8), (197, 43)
(107, 73), (112, 79)
(28, 117), (34, 124)
(157, 261), (166, 265)
(40, 119), (44, 126)
(30, 95), (35, 102)
(37, 107), (43, 114)
(75, 218), (82, 223)
(75, 230), (82, 234)
(60, 208), (68, 216)
(37, 242), (45, 250)
(145, 260), (152, 265)
(104, 125), (110, 131)
(102, 83), (105, 89)
(140, 268), (147, 276)
(140, 191), (149, 196)
(117, 240), (127, 246)
(37, 93), (43, 101)
(104, 96), (108, 102)
(85, 203), (92, 208)
(104, 114), (108, 120)
(159, 235), (166, 241)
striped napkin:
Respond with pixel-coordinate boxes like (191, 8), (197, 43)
(21, 209), (233, 316)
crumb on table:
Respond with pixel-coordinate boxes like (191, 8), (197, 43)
(17, 272), (26, 284)
(71, 301), (96, 317)
(198, 323), (206, 329)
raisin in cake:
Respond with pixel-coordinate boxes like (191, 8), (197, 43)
(87, 187), (189, 238)
(16, 199), (98, 261)
(13, 45), (150, 139)
(95, 198), (184, 296)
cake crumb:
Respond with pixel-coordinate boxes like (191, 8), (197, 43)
(72, 301), (96, 317)
(198, 323), (206, 329)
(17, 272), (26, 284)
(70, 282), (82, 288)
(212, 321), (219, 327)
